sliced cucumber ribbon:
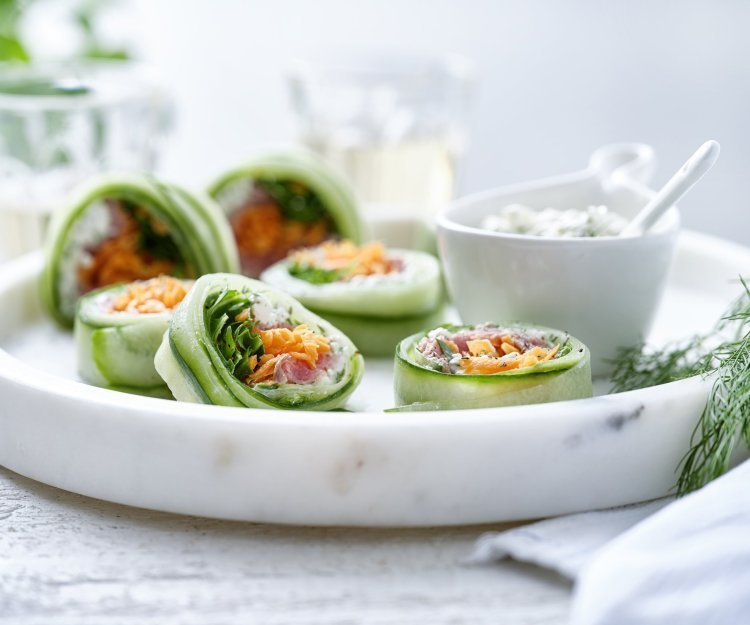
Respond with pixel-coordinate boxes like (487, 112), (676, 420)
(260, 247), (444, 356)
(261, 248), (442, 318)
(394, 323), (593, 411)
(41, 173), (239, 327)
(208, 149), (365, 275)
(154, 273), (364, 411)
(75, 279), (193, 395)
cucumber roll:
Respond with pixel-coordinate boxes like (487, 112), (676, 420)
(394, 323), (592, 410)
(75, 276), (192, 397)
(154, 273), (364, 410)
(41, 174), (239, 327)
(208, 150), (364, 277)
(260, 240), (445, 357)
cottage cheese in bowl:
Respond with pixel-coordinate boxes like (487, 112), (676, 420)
(481, 203), (628, 238)
(437, 144), (680, 376)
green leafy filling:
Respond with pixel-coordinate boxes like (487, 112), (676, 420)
(256, 179), (330, 225)
(288, 263), (346, 285)
(119, 200), (189, 276)
(556, 337), (573, 358)
(205, 288), (265, 380)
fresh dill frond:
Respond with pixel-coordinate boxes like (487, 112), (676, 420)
(677, 328), (750, 494)
(609, 336), (711, 393)
(609, 278), (750, 495)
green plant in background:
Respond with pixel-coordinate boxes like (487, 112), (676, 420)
(0, 0), (131, 63)
(0, 0), (31, 61)
(74, 0), (129, 61)
(0, 0), (138, 209)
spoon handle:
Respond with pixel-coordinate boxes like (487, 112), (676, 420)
(621, 140), (720, 236)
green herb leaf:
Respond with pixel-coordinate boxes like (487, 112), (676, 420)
(609, 337), (711, 393)
(256, 179), (329, 224)
(121, 200), (184, 265)
(436, 338), (456, 358)
(205, 288), (265, 380)
(610, 278), (750, 495)
(288, 262), (345, 285)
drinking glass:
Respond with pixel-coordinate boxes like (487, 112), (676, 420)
(287, 51), (475, 247)
(0, 61), (172, 262)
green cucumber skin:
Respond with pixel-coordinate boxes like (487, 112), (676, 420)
(160, 273), (365, 411)
(83, 323), (168, 388)
(207, 150), (364, 245)
(41, 174), (239, 327)
(75, 285), (173, 389)
(105, 383), (174, 400)
(393, 325), (593, 410)
(315, 307), (448, 358)
(74, 280), (197, 392)
(260, 249), (442, 319)
(154, 335), (214, 404)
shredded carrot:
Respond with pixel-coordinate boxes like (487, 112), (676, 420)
(110, 275), (189, 314)
(290, 240), (400, 280)
(500, 341), (519, 355)
(248, 354), (281, 383)
(246, 324), (331, 383)
(467, 339), (498, 357)
(459, 344), (560, 375)
(231, 202), (283, 257)
(78, 208), (178, 292)
(460, 354), (521, 374)
(230, 201), (330, 276)
(543, 344), (560, 361)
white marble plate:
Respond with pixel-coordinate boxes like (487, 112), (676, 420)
(0, 230), (747, 526)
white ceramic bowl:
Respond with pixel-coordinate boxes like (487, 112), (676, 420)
(437, 144), (680, 375)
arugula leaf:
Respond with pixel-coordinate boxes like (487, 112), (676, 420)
(256, 179), (329, 224)
(205, 288), (265, 380)
(288, 262), (345, 285)
(436, 338), (456, 358)
(122, 200), (184, 264)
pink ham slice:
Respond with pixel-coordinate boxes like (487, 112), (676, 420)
(418, 324), (549, 363)
(273, 352), (334, 385)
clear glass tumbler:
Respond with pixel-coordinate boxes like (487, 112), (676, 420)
(287, 51), (475, 246)
(0, 61), (172, 262)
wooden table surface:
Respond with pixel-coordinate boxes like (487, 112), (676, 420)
(0, 466), (572, 624)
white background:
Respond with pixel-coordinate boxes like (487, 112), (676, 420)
(32, 0), (750, 244)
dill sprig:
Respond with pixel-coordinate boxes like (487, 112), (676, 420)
(609, 336), (710, 393)
(610, 278), (750, 495)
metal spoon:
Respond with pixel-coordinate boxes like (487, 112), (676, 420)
(620, 140), (721, 237)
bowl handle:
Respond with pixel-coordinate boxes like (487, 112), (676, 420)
(588, 143), (657, 191)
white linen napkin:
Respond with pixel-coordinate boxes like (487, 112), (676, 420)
(472, 459), (750, 625)
(471, 499), (670, 579)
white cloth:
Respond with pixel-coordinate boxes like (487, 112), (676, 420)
(471, 499), (669, 579)
(473, 459), (750, 625)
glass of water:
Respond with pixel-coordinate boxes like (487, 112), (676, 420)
(0, 61), (172, 262)
(287, 51), (475, 247)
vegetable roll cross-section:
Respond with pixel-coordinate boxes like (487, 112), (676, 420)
(154, 274), (365, 410)
(75, 276), (192, 397)
(41, 174), (239, 327)
(208, 150), (364, 277)
(261, 240), (445, 357)
(394, 323), (592, 410)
